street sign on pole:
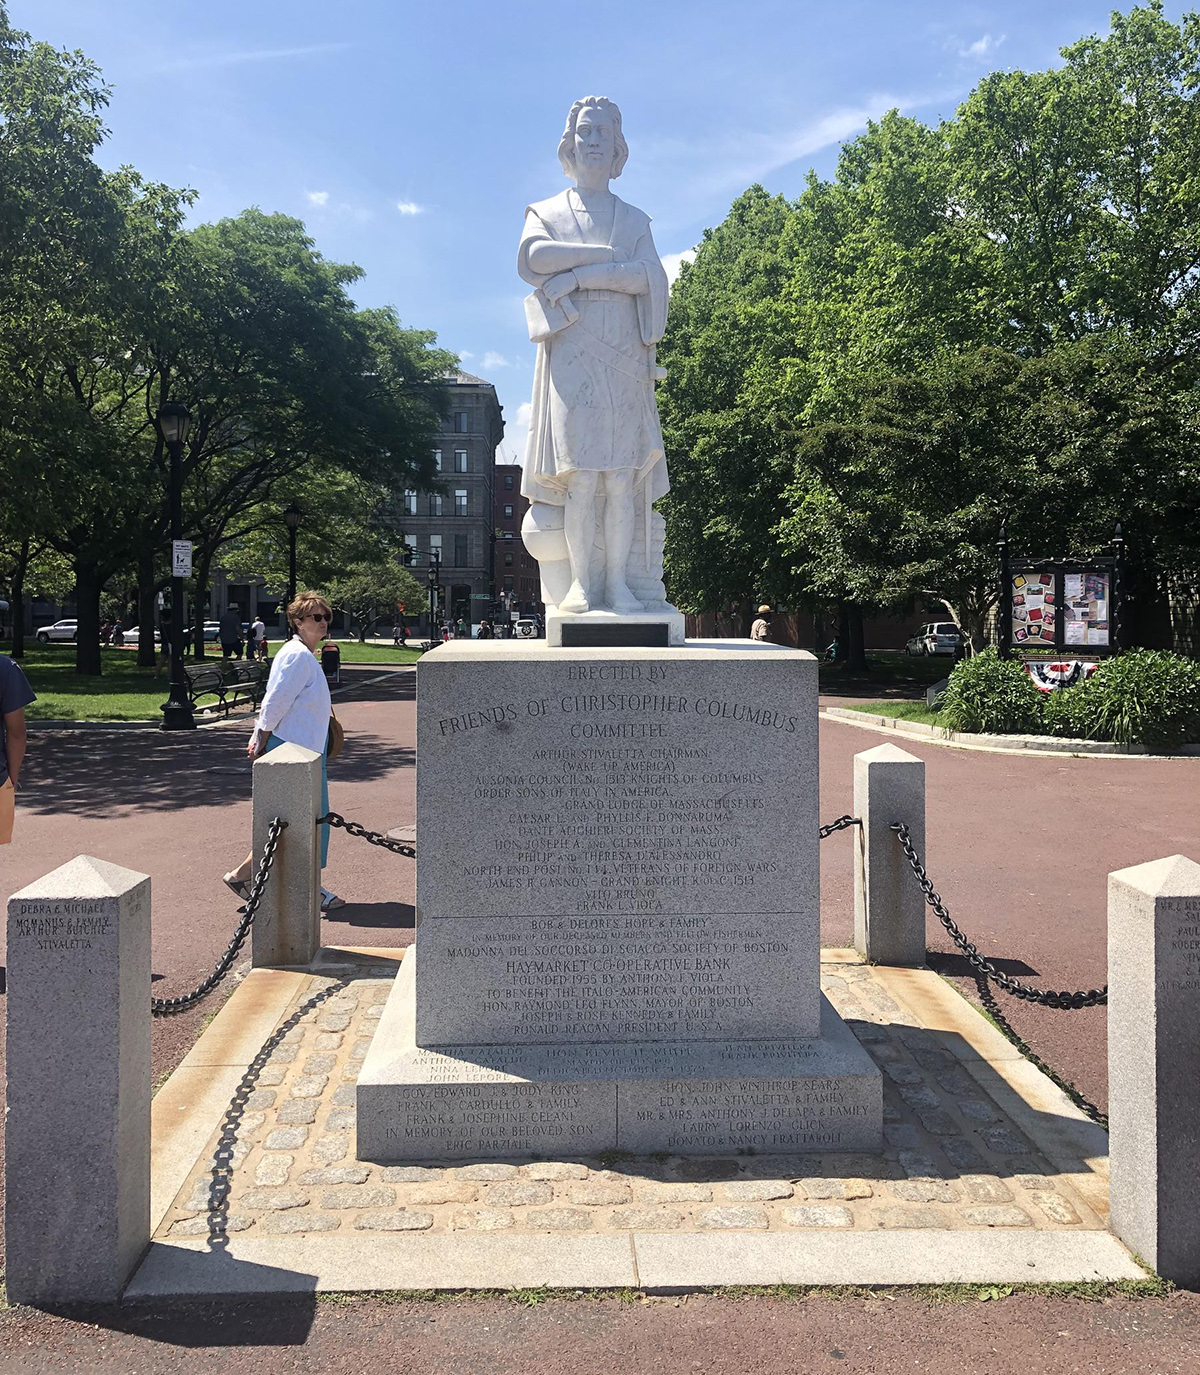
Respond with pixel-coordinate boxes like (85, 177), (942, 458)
(172, 540), (193, 578)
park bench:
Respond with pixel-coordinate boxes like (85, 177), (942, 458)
(183, 663), (227, 714)
(183, 659), (267, 717)
(221, 659), (267, 712)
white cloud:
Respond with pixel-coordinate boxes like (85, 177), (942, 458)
(457, 349), (475, 361)
(304, 192), (371, 223)
(499, 400), (533, 465)
(396, 201), (425, 216)
(645, 88), (956, 196)
(483, 351), (512, 370)
(151, 42), (352, 73)
(956, 33), (1006, 60)
(661, 249), (697, 286)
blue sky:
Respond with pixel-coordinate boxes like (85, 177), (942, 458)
(13, 1), (1181, 461)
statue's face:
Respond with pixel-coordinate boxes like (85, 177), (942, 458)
(574, 105), (616, 176)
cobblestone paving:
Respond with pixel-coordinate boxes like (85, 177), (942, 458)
(159, 959), (1105, 1241)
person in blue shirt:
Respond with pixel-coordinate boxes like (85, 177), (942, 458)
(1, 655), (36, 845)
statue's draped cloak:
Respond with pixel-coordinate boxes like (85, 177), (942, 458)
(518, 190), (670, 515)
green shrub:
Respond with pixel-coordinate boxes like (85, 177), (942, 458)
(939, 649), (1045, 735)
(1045, 650), (1200, 751)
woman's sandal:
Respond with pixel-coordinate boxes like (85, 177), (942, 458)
(321, 887), (346, 912)
(223, 871), (252, 902)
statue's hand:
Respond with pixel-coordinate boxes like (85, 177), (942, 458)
(543, 271), (577, 305)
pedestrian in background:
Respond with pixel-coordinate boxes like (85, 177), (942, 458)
(223, 591), (345, 911)
(751, 604), (773, 642)
(1, 654), (36, 846)
(219, 602), (243, 659)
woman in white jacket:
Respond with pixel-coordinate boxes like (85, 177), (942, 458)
(223, 590), (344, 910)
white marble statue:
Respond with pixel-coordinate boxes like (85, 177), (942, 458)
(519, 96), (677, 620)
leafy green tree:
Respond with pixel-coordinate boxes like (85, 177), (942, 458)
(657, 186), (798, 630)
(326, 561), (427, 641)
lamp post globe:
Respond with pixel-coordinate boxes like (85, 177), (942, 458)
(157, 399), (195, 731)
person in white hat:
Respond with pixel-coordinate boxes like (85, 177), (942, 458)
(751, 604), (772, 642)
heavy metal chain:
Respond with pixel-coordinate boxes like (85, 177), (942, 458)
(819, 814), (862, 839)
(150, 817), (287, 1018)
(317, 812), (416, 858)
(890, 822), (1107, 1010)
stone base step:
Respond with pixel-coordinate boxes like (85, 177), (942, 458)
(357, 954), (881, 1161)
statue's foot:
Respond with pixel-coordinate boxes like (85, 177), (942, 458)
(605, 582), (644, 614)
(558, 581), (591, 614)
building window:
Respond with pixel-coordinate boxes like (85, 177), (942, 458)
(454, 533), (468, 566)
(504, 473), (514, 490)
(503, 576), (514, 592)
(455, 488), (468, 516)
(430, 493), (443, 516)
(504, 530), (514, 540)
(503, 503), (514, 518)
(454, 411), (469, 434)
(404, 490), (417, 516)
(455, 450), (468, 473)
(433, 449), (442, 471)
(504, 552), (514, 566)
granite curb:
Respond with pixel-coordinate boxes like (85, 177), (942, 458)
(130, 947), (1146, 1297)
(822, 707), (1200, 759)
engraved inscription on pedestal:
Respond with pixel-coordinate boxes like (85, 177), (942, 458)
(415, 646), (820, 1046)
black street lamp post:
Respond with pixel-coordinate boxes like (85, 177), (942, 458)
(284, 502), (302, 638)
(158, 400), (196, 731)
(427, 549), (441, 633)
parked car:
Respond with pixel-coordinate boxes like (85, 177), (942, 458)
(202, 621), (222, 642)
(120, 626), (162, 646)
(514, 618), (538, 639)
(35, 619), (78, 643)
(906, 622), (962, 657)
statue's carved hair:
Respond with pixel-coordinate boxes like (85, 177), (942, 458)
(558, 96), (629, 179)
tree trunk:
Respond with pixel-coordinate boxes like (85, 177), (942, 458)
(136, 548), (157, 668)
(846, 604), (867, 671)
(10, 535), (30, 660)
(834, 604), (849, 661)
(74, 561), (103, 675)
(192, 548), (214, 660)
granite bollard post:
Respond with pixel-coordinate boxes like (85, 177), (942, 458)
(6, 856), (151, 1304)
(251, 741), (322, 969)
(853, 742), (926, 966)
(1108, 853), (1200, 1284)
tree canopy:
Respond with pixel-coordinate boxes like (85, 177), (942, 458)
(0, 3), (454, 670)
(659, 2), (1200, 652)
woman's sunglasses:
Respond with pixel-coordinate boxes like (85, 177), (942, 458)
(307, 613), (330, 623)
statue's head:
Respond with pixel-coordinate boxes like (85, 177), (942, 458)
(558, 96), (629, 180)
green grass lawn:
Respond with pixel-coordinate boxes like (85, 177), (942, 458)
(843, 699), (945, 728)
(6, 641), (419, 721)
(327, 640), (421, 665)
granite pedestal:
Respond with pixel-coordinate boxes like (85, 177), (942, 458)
(6, 856), (151, 1304)
(358, 639), (881, 1160)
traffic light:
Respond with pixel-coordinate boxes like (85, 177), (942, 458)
(402, 544), (415, 566)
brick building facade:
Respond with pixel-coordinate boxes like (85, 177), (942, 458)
(493, 461), (543, 621)
(399, 370), (504, 633)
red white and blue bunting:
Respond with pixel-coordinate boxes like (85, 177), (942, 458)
(1023, 660), (1099, 693)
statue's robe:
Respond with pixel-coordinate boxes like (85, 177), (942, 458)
(517, 191), (671, 605)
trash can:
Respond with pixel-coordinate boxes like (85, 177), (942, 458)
(321, 640), (341, 687)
